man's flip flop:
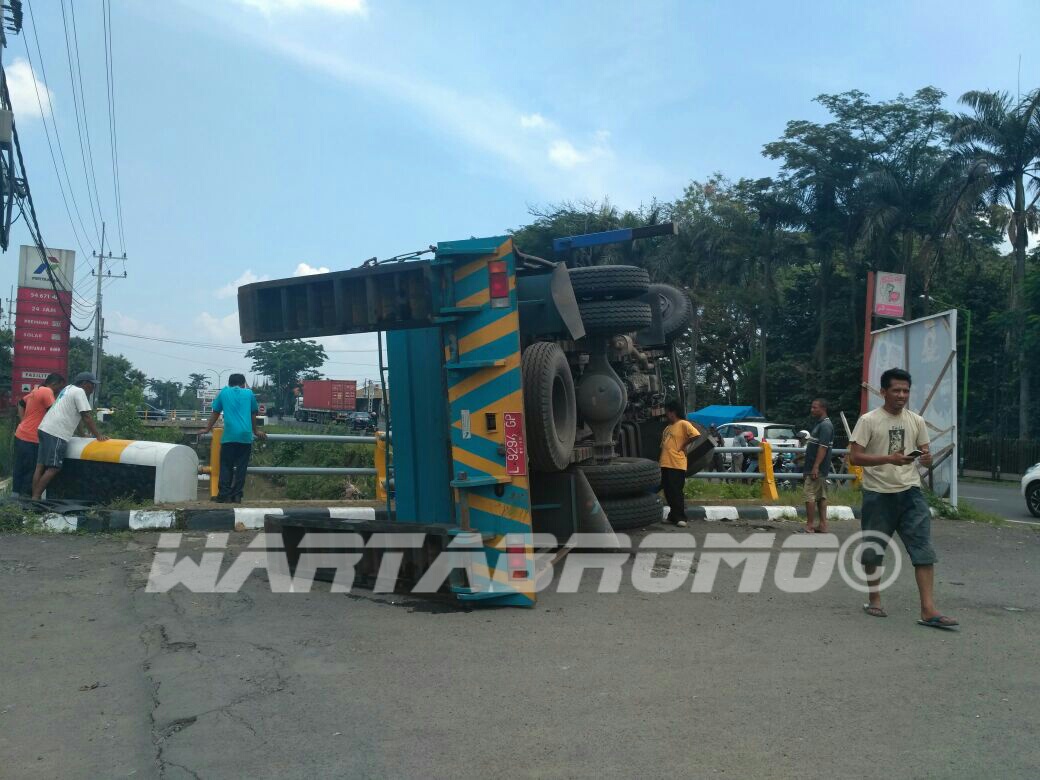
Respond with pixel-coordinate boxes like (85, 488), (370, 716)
(862, 604), (887, 618)
(917, 616), (959, 630)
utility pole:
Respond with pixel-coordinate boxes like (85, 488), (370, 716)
(6, 285), (13, 331)
(90, 222), (127, 400)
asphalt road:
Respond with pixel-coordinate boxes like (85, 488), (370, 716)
(2, 516), (1038, 779)
(959, 478), (1038, 525)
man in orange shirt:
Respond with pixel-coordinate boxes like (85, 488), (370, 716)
(13, 374), (65, 496)
(660, 399), (697, 528)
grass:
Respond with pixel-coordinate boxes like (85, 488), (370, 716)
(683, 479), (863, 506)
(925, 490), (1006, 527)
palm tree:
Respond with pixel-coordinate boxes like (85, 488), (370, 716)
(950, 89), (1040, 438)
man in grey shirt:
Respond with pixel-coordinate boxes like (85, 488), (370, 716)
(802, 398), (834, 533)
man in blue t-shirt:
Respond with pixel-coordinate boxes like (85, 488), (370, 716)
(202, 374), (266, 503)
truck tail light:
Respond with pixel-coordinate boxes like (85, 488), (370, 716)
(489, 261), (509, 306)
(507, 545), (527, 580)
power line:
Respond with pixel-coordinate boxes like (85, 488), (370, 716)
(105, 329), (380, 354)
(68, 0), (107, 236)
(57, 0), (103, 243)
(20, 1), (96, 255)
(101, 0), (125, 253)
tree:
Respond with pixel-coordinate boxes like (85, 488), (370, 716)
(245, 340), (327, 411)
(147, 379), (183, 410)
(949, 89), (1040, 437)
(68, 337), (148, 406)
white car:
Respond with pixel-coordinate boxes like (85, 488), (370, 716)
(715, 421), (801, 450)
(1023, 463), (1040, 518)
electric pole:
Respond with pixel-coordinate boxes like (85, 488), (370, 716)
(90, 221), (127, 398)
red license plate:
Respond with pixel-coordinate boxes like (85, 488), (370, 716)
(503, 412), (526, 476)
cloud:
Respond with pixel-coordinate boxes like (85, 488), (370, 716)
(293, 262), (331, 276)
(548, 131), (613, 170)
(232, 0), (368, 15)
(6, 59), (52, 121)
(107, 311), (171, 339)
(217, 269), (270, 299)
(196, 311), (243, 344)
(520, 112), (549, 129)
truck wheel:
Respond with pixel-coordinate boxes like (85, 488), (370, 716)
(578, 299), (652, 335)
(649, 283), (693, 340)
(522, 342), (577, 472)
(568, 265), (650, 300)
(600, 493), (664, 531)
(580, 457), (661, 498)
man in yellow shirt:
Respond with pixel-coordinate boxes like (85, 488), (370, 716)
(660, 399), (697, 527)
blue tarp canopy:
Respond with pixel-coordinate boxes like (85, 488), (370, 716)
(687, 405), (764, 428)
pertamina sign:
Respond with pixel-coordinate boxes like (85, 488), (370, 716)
(873, 272), (906, 319)
(12, 246), (76, 400)
(18, 246), (77, 291)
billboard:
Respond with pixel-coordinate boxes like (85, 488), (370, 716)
(873, 272), (906, 318)
(867, 311), (958, 506)
(12, 247), (76, 399)
(18, 245), (76, 291)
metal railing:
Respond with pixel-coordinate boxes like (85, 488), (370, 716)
(690, 444), (861, 500)
(201, 431), (386, 498)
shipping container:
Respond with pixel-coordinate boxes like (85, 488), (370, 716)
(301, 380), (357, 411)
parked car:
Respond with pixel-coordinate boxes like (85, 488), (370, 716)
(340, 411), (376, 433)
(1022, 463), (1040, 518)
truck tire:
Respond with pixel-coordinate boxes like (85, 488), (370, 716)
(522, 342), (577, 472)
(649, 283), (693, 340)
(568, 265), (650, 300)
(580, 457), (661, 498)
(578, 299), (653, 335)
(600, 493), (664, 531)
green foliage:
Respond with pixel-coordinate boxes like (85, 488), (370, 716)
(0, 413), (15, 478)
(245, 340), (328, 412)
(68, 336), (147, 406)
(106, 384), (146, 439)
(248, 426), (375, 499)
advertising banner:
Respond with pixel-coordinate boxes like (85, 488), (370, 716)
(867, 311), (958, 505)
(873, 272), (907, 318)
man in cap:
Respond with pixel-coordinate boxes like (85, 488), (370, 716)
(32, 372), (108, 500)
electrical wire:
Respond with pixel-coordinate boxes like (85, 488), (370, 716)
(105, 329), (379, 353)
(56, 0), (103, 242)
(4, 79), (94, 332)
(68, 0), (107, 234)
(101, 0), (125, 253)
(20, 0), (96, 255)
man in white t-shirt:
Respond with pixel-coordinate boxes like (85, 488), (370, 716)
(32, 372), (108, 500)
(849, 367), (957, 630)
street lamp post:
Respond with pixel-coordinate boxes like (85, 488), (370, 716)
(205, 368), (230, 388)
(921, 296), (971, 476)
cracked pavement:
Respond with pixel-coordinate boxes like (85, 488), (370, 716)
(1, 518), (1038, 778)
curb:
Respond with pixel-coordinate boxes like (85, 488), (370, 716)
(38, 506), (387, 533)
(33, 503), (863, 533)
(671, 505), (860, 522)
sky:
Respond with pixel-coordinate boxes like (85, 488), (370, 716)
(3, 0), (1039, 392)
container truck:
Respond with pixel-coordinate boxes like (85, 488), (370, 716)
(293, 379), (357, 424)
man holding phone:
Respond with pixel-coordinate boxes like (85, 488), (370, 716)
(849, 368), (957, 629)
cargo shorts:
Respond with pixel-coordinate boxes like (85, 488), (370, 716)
(860, 486), (936, 567)
(803, 475), (827, 502)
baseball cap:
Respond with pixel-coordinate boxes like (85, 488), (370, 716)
(73, 372), (99, 385)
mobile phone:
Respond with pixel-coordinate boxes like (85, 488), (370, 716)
(907, 450), (923, 459)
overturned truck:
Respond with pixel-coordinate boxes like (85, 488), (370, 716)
(238, 227), (714, 605)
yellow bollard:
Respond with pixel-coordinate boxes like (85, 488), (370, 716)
(209, 428), (223, 498)
(376, 434), (388, 501)
(758, 439), (779, 501)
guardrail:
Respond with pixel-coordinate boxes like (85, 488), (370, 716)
(695, 444), (862, 500)
(201, 431), (387, 500)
